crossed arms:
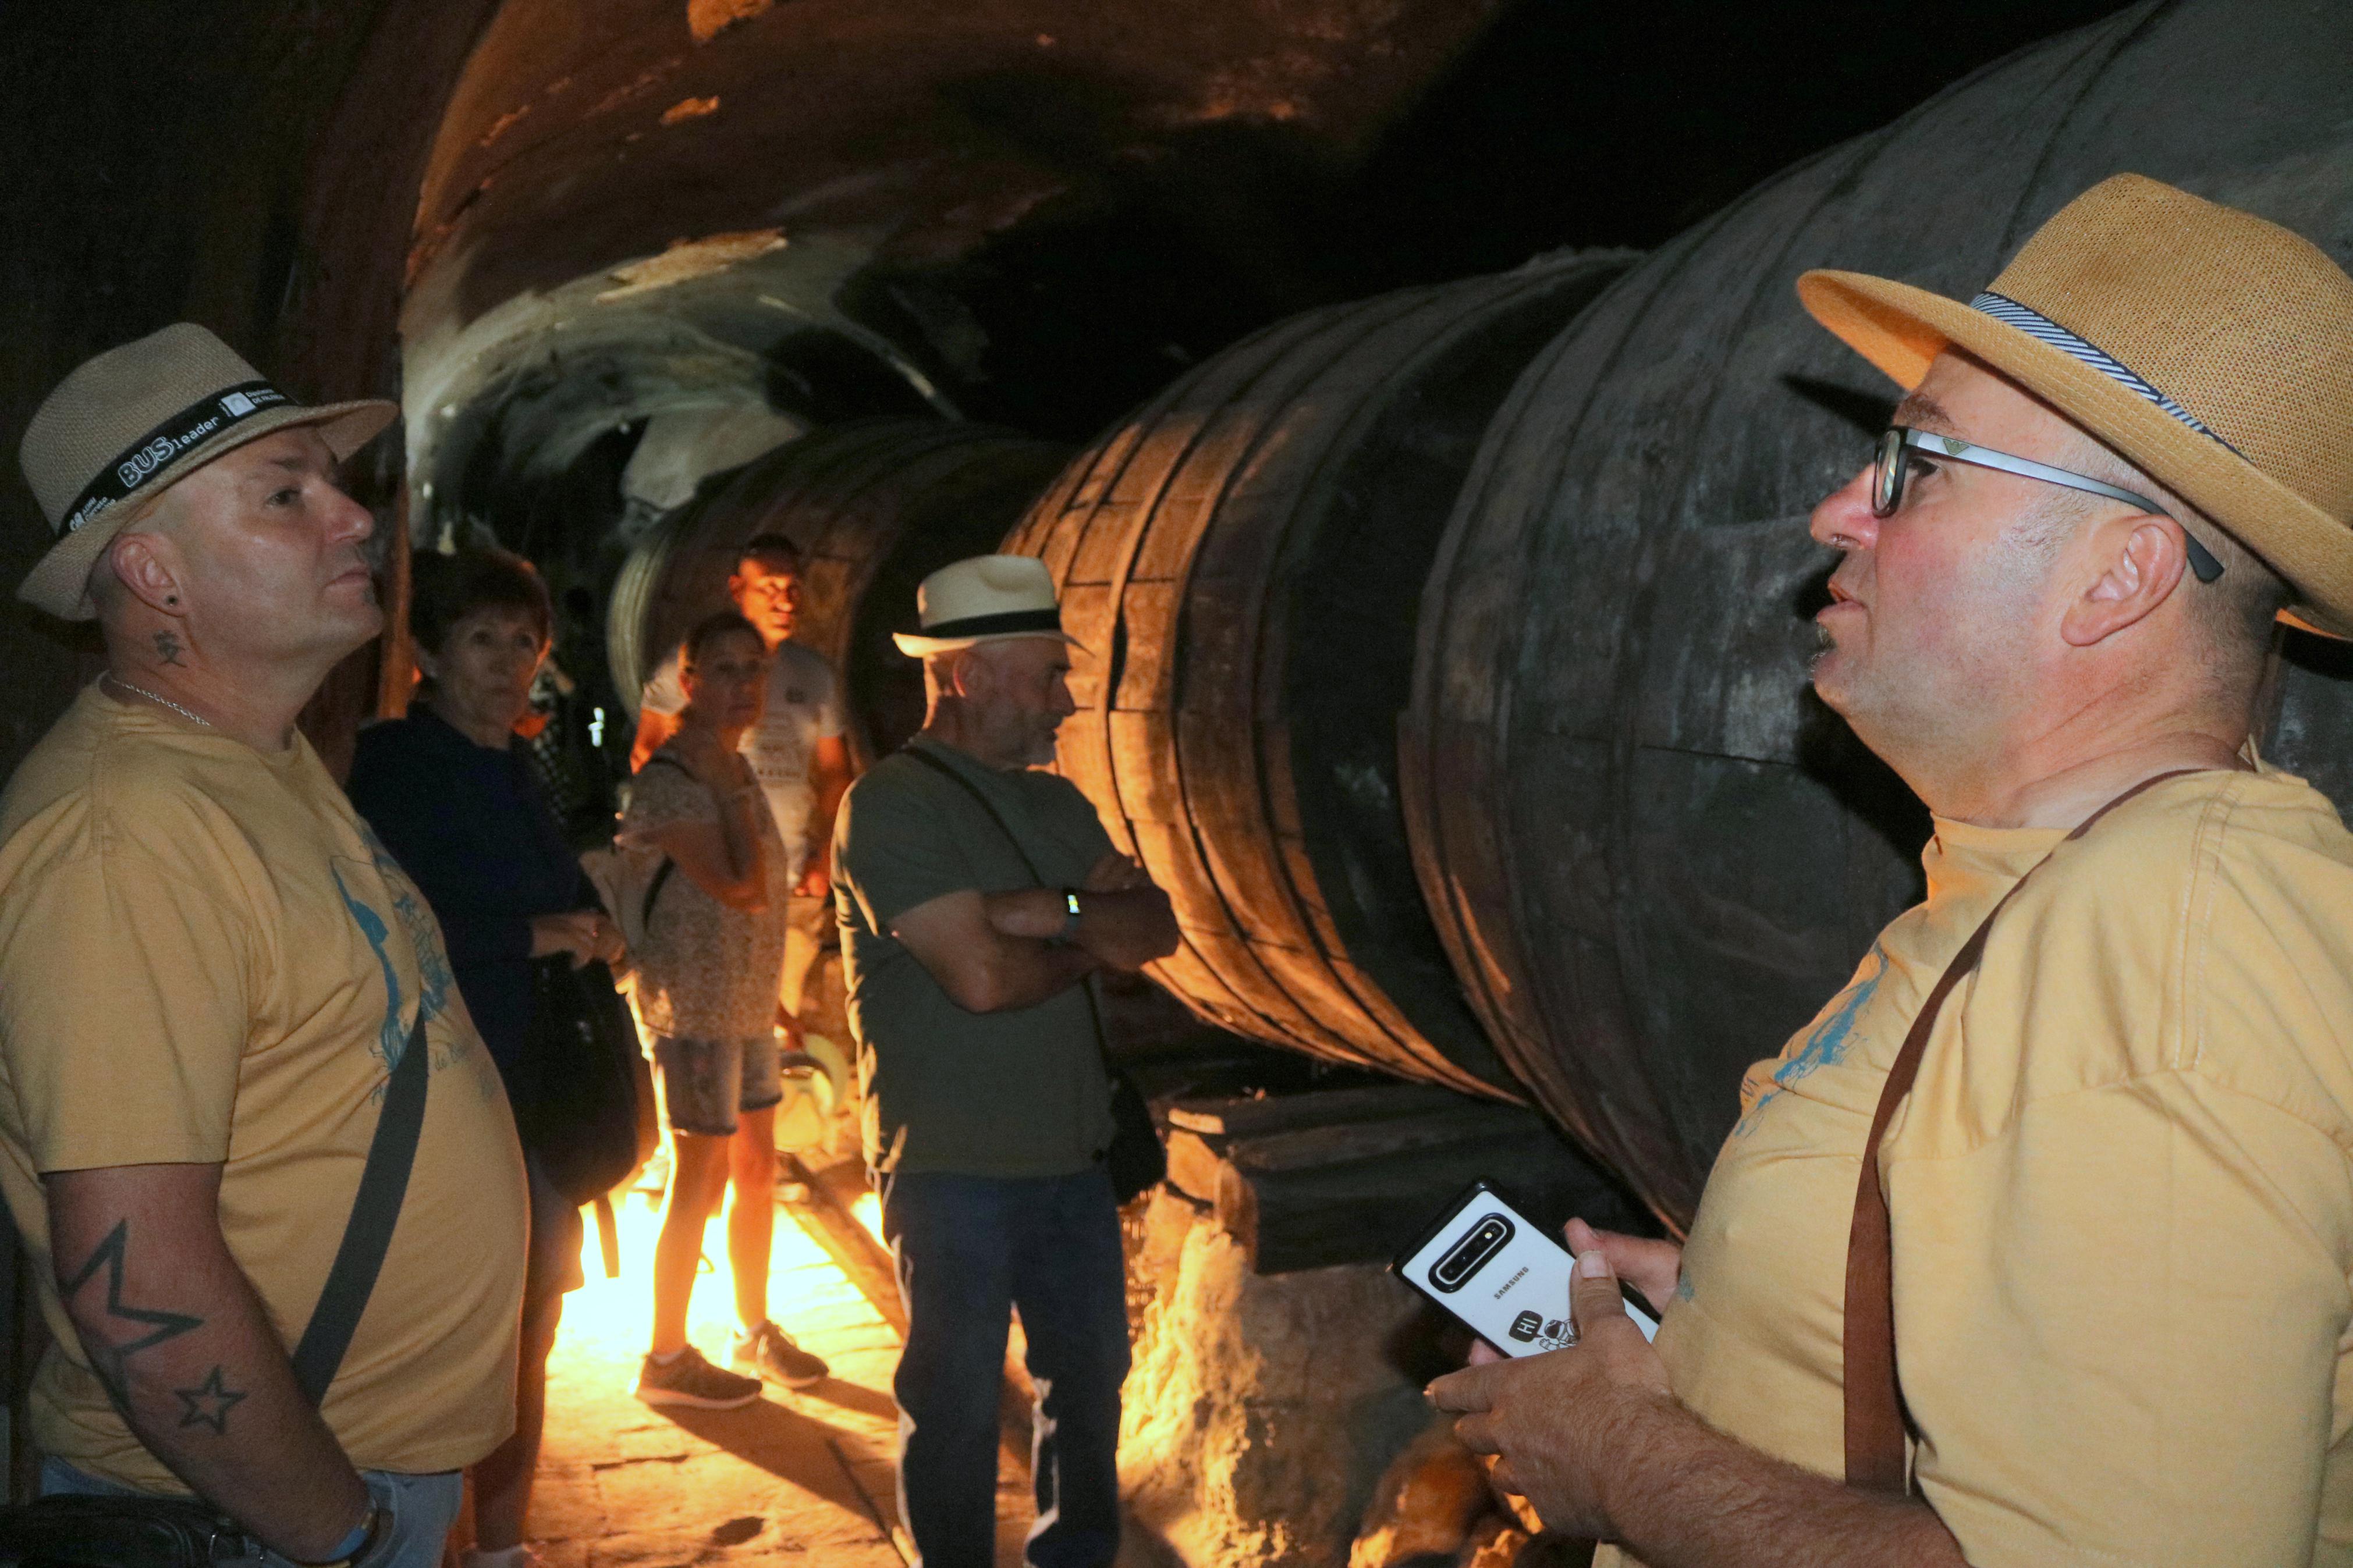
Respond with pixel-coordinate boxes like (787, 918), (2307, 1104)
(889, 851), (1179, 1012)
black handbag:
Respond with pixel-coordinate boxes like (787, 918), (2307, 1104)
(0, 1496), (257, 1566)
(0, 1012), (431, 1567)
(512, 954), (646, 1207)
(1103, 1068), (1168, 1206)
(900, 746), (1167, 1203)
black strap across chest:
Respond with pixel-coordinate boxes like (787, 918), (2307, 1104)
(289, 1005), (430, 1406)
(900, 744), (1113, 1051)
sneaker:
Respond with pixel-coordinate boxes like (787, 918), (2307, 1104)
(731, 1320), (829, 1388)
(634, 1345), (762, 1409)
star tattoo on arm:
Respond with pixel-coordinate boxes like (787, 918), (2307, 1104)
(59, 1221), (203, 1416)
(152, 631), (185, 667)
(173, 1366), (246, 1435)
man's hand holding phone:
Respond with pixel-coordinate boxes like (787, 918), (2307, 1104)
(1425, 1219), (1681, 1539)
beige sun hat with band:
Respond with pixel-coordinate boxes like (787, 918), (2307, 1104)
(893, 554), (1086, 657)
(15, 323), (398, 621)
(1798, 174), (2353, 639)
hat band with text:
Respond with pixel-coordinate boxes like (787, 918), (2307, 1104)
(59, 379), (293, 537)
(918, 607), (1064, 640)
(1969, 293), (2242, 458)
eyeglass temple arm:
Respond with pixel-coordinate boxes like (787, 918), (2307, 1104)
(1900, 430), (2224, 583)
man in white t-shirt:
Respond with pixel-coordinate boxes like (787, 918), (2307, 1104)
(632, 534), (853, 1022)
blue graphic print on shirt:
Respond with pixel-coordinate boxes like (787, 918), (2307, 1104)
(331, 834), (457, 1074)
(334, 866), (410, 1071)
(1731, 943), (1886, 1137)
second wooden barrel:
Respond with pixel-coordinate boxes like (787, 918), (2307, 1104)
(1403, 0), (2353, 1229)
(608, 418), (1070, 766)
(1009, 254), (1635, 1097)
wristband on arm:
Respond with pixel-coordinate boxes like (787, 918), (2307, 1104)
(1059, 887), (1083, 940)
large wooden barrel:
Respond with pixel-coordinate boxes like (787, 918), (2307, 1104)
(608, 418), (1069, 766)
(1403, 0), (2353, 1228)
(1009, 254), (1635, 1097)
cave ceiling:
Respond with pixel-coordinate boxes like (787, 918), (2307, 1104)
(404, 0), (1506, 521)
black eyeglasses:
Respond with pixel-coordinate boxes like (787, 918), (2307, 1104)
(1871, 426), (2223, 584)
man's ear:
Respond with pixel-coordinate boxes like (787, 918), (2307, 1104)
(2060, 514), (2190, 648)
(947, 648), (991, 701)
(105, 531), (186, 617)
(413, 642), (442, 684)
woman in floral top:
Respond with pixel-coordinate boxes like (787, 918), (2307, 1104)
(620, 610), (828, 1406)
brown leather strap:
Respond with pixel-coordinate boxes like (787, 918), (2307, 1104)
(1841, 770), (2201, 1494)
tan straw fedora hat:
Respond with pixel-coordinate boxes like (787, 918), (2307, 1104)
(16, 323), (398, 621)
(893, 554), (1084, 657)
(1797, 175), (2353, 638)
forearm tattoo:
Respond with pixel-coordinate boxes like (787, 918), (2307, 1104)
(173, 1366), (247, 1435)
(59, 1221), (204, 1416)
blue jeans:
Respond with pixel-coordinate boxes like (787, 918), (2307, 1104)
(881, 1165), (1130, 1568)
(40, 1459), (462, 1567)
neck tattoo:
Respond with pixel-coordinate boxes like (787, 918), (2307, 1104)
(104, 672), (212, 728)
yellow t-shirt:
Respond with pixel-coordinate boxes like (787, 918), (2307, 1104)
(0, 685), (528, 1492)
(1597, 766), (2353, 1568)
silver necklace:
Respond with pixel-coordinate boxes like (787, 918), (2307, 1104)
(104, 672), (212, 728)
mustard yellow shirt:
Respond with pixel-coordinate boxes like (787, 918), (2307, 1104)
(0, 686), (527, 1492)
(1599, 767), (2353, 1567)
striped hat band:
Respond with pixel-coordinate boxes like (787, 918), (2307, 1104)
(1970, 291), (2242, 459)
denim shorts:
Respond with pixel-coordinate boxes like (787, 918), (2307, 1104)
(650, 1032), (782, 1137)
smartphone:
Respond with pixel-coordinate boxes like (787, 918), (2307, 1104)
(1392, 1179), (1660, 1356)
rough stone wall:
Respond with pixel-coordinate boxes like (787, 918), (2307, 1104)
(1120, 1197), (1437, 1568)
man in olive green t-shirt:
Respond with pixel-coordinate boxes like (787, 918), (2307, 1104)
(834, 555), (1177, 1568)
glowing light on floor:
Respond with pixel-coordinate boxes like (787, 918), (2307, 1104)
(851, 1187), (885, 1250)
(559, 1182), (851, 1353)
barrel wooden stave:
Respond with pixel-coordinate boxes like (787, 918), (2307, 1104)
(1406, 0), (2353, 1229)
(1014, 255), (1634, 1094)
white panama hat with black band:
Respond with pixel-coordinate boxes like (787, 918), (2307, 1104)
(15, 322), (398, 621)
(893, 554), (1085, 657)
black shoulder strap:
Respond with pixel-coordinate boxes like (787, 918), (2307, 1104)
(633, 753), (694, 930)
(903, 744), (1048, 882)
(641, 861), (677, 931)
(290, 1007), (431, 1406)
(900, 745), (1113, 1051)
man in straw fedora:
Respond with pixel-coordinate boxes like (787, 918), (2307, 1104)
(832, 554), (1179, 1568)
(1431, 175), (2353, 1565)
(0, 325), (527, 1564)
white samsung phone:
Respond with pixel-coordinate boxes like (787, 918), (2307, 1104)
(1392, 1179), (1660, 1356)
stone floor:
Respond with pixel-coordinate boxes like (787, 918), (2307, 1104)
(506, 1181), (1037, 1567)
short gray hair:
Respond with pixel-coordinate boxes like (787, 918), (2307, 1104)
(2054, 431), (2289, 696)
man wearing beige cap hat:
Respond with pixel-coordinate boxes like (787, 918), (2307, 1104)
(833, 554), (1179, 1568)
(1431, 177), (2353, 1566)
(0, 325), (526, 1565)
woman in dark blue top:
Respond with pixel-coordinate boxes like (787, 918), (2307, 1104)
(346, 547), (619, 1568)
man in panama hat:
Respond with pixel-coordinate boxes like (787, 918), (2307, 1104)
(1431, 176), (2353, 1566)
(0, 325), (527, 1565)
(834, 554), (1179, 1567)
